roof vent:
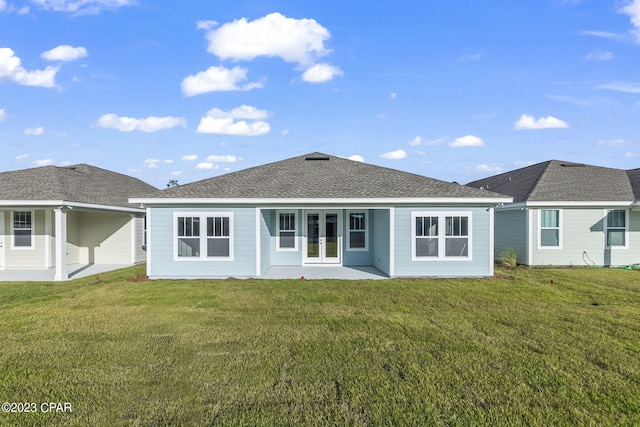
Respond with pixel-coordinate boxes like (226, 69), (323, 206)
(560, 163), (585, 168)
(305, 156), (330, 161)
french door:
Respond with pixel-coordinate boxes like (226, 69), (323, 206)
(304, 211), (341, 264)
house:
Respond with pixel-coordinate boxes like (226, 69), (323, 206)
(131, 153), (511, 279)
(467, 160), (640, 267)
(0, 164), (156, 280)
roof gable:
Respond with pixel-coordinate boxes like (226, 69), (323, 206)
(0, 164), (157, 208)
(468, 160), (636, 203)
(143, 152), (506, 200)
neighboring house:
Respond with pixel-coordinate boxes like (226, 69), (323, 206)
(0, 164), (156, 280)
(468, 160), (640, 267)
(131, 153), (511, 279)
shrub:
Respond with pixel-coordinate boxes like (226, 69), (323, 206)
(499, 247), (518, 267)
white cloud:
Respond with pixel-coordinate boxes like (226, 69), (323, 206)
(143, 159), (160, 169)
(348, 154), (365, 162)
(196, 162), (217, 170)
(204, 12), (331, 66)
(196, 105), (270, 136)
(624, 152), (639, 158)
(97, 113), (186, 132)
(379, 149), (407, 160)
(301, 63), (343, 83)
(0, 0), (6, 11)
(0, 48), (58, 88)
(181, 65), (262, 96)
(408, 136), (446, 146)
(620, 0), (640, 42)
(181, 154), (198, 161)
(16, 154), (29, 160)
(41, 45), (88, 61)
(30, 0), (136, 15)
(24, 127), (44, 135)
(0, 108), (5, 122)
(514, 114), (569, 130)
(584, 50), (613, 61)
(475, 163), (503, 173)
(33, 159), (54, 166)
(164, 159), (173, 164)
(597, 139), (626, 147)
(389, 92), (397, 100)
(206, 154), (240, 163)
(171, 171), (182, 176)
(459, 53), (482, 61)
(450, 135), (484, 147)
(578, 30), (627, 41)
(597, 81), (640, 93)
(280, 129), (290, 136)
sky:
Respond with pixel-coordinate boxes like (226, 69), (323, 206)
(1, 0), (640, 189)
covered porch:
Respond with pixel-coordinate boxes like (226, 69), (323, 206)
(0, 263), (132, 282)
(262, 265), (388, 280)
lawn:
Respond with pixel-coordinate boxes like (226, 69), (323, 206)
(0, 266), (639, 426)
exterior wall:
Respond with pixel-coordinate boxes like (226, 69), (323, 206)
(79, 211), (133, 264)
(134, 215), (146, 263)
(342, 209), (374, 266)
(529, 207), (640, 267)
(494, 209), (528, 265)
(4, 209), (48, 269)
(259, 209), (272, 275)
(148, 206), (257, 279)
(268, 209), (303, 267)
(392, 206), (493, 277)
(371, 209), (391, 275)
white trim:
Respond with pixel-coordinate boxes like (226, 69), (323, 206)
(389, 207), (395, 277)
(0, 200), (145, 213)
(346, 210), (368, 251)
(527, 209), (533, 265)
(130, 197), (512, 205)
(146, 208), (152, 275)
(499, 201), (634, 210)
(604, 208), (629, 250)
(130, 214), (136, 264)
(537, 208), (563, 250)
(276, 210), (298, 251)
(54, 207), (68, 281)
(0, 212), (5, 270)
(255, 208), (261, 277)
(411, 211), (473, 261)
(489, 207), (494, 276)
(10, 210), (35, 250)
(172, 211), (234, 261)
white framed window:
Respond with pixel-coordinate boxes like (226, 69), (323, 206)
(412, 211), (472, 261)
(174, 212), (233, 260)
(12, 210), (34, 249)
(605, 209), (628, 249)
(277, 211), (297, 251)
(538, 209), (562, 249)
(347, 211), (368, 251)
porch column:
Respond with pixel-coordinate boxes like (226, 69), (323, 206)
(54, 207), (69, 281)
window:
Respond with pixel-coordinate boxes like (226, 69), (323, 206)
(605, 209), (627, 248)
(412, 212), (472, 260)
(12, 211), (33, 249)
(445, 216), (469, 257)
(175, 212), (233, 260)
(277, 212), (297, 250)
(348, 211), (368, 250)
(539, 209), (561, 248)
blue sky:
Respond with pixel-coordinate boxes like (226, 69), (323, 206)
(1, 0), (640, 189)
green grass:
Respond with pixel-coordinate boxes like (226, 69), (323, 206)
(1, 266), (639, 426)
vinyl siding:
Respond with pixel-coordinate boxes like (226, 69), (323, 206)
(530, 207), (640, 267)
(259, 209), (271, 275)
(371, 209), (391, 275)
(392, 206), (492, 277)
(5, 209), (47, 269)
(494, 209), (528, 265)
(268, 209), (303, 266)
(342, 210), (373, 266)
(134, 216), (146, 263)
(148, 206), (257, 279)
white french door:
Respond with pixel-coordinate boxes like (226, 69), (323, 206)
(304, 211), (341, 264)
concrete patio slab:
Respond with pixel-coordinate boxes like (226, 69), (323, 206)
(0, 264), (132, 282)
(262, 265), (388, 280)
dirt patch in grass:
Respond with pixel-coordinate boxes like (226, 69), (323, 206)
(127, 273), (150, 282)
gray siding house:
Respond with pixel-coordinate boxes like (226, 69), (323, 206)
(468, 160), (640, 267)
(0, 164), (156, 280)
(132, 153), (511, 279)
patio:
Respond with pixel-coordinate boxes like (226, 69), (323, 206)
(262, 265), (388, 280)
(0, 264), (132, 282)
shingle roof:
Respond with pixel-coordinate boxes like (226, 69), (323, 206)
(140, 152), (507, 200)
(627, 168), (640, 200)
(0, 164), (157, 208)
(467, 160), (636, 203)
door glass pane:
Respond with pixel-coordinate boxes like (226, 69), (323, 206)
(325, 214), (338, 258)
(307, 214), (319, 258)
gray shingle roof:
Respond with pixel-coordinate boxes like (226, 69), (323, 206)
(627, 168), (640, 200)
(467, 160), (636, 203)
(140, 152), (507, 200)
(0, 164), (157, 208)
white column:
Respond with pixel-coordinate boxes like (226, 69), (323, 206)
(54, 207), (68, 281)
